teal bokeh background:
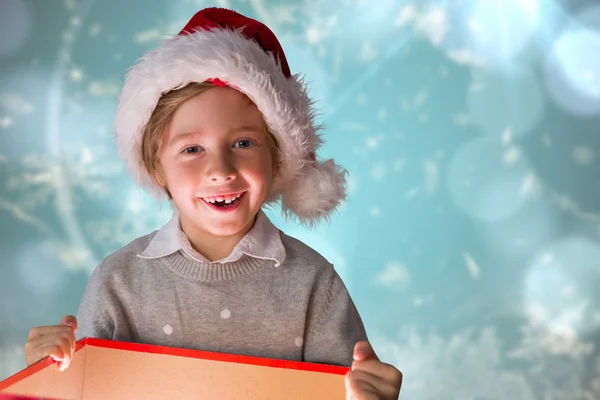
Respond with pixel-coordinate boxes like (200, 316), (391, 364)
(1, 0), (600, 398)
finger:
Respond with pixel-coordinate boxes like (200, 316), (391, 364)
(27, 331), (76, 356)
(345, 371), (381, 400)
(352, 359), (403, 386)
(347, 369), (399, 399)
(42, 344), (66, 363)
(28, 325), (74, 340)
(59, 315), (78, 331)
(353, 341), (379, 362)
(57, 357), (71, 372)
(53, 336), (72, 360)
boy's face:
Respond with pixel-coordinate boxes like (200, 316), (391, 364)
(157, 86), (276, 241)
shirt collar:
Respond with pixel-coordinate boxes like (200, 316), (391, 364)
(137, 209), (286, 267)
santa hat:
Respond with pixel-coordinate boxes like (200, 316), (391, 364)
(114, 7), (347, 225)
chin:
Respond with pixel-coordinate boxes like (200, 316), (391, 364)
(204, 221), (251, 237)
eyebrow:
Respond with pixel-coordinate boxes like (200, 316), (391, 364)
(168, 126), (265, 147)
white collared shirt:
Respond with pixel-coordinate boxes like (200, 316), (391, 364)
(137, 209), (286, 267)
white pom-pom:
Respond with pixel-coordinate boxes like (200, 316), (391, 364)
(281, 159), (347, 226)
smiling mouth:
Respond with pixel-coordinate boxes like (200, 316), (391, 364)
(200, 192), (245, 208)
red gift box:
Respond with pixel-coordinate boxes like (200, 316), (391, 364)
(0, 338), (348, 399)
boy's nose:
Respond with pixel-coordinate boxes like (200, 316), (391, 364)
(206, 156), (237, 182)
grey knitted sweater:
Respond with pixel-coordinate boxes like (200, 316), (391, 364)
(75, 230), (368, 367)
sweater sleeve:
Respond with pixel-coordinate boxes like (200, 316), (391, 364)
(303, 264), (369, 367)
(75, 258), (116, 341)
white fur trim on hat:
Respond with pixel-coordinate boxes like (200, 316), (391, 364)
(114, 27), (346, 225)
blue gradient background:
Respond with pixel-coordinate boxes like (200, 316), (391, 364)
(1, 0), (600, 398)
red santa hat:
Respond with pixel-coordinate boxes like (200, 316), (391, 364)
(114, 7), (346, 225)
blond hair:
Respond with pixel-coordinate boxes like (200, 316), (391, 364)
(141, 82), (279, 198)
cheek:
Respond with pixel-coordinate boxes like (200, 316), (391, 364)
(162, 161), (199, 189)
(247, 156), (274, 182)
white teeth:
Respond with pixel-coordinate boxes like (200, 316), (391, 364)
(201, 192), (243, 204)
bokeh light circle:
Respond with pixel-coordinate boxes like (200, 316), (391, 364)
(479, 198), (558, 259)
(465, 0), (542, 63)
(447, 138), (533, 222)
(544, 6), (600, 116)
(467, 69), (545, 139)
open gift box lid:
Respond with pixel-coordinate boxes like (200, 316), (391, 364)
(0, 338), (349, 399)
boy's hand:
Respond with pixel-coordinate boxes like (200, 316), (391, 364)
(345, 341), (402, 400)
(24, 315), (78, 371)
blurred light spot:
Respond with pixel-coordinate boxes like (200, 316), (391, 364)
(446, 48), (487, 68)
(545, 6), (600, 116)
(413, 89), (429, 108)
(467, 70), (544, 139)
(0, 92), (35, 114)
(519, 172), (542, 198)
(0, 117), (13, 128)
(453, 113), (471, 126)
(561, 284), (576, 298)
(503, 146), (521, 166)
(542, 133), (552, 148)
(372, 261), (410, 289)
(371, 163), (387, 181)
(394, 158), (406, 172)
(0, 0), (31, 58)
(89, 23), (102, 37)
(525, 236), (600, 336)
(58, 245), (93, 270)
(572, 146), (595, 165)
(88, 81), (120, 98)
(358, 41), (379, 62)
(479, 198), (557, 259)
(463, 252), (480, 279)
(465, 0), (542, 64)
(366, 136), (383, 149)
(414, 5), (448, 46)
(447, 138), (533, 222)
(356, 94), (368, 105)
(306, 25), (324, 44)
(395, 4), (417, 27)
(423, 159), (439, 194)
(70, 68), (84, 81)
(134, 29), (164, 44)
(501, 127), (513, 144)
(346, 175), (358, 195)
(81, 147), (93, 165)
(405, 188), (419, 199)
(370, 207), (381, 217)
(127, 187), (154, 214)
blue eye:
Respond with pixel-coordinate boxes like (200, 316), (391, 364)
(183, 146), (200, 154)
(234, 140), (252, 148)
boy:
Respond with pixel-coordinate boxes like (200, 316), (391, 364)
(24, 8), (401, 399)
